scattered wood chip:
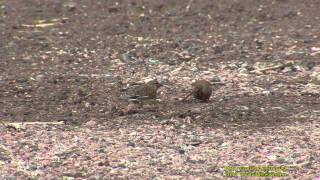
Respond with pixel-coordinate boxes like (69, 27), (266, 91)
(250, 62), (294, 74)
(4, 121), (65, 130)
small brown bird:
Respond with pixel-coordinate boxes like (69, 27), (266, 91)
(127, 79), (162, 102)
(192, 80), (212, 101)
(183, 80), (212, 101)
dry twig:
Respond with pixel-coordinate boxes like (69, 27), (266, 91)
(250, 62), (294, 74)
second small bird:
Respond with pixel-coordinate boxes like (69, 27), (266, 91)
(183, 80), (213, 102)
(192, 80), (212, 101)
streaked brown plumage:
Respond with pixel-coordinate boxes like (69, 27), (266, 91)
(192, 80), (212, 101)
(128, 79), (162, 102)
